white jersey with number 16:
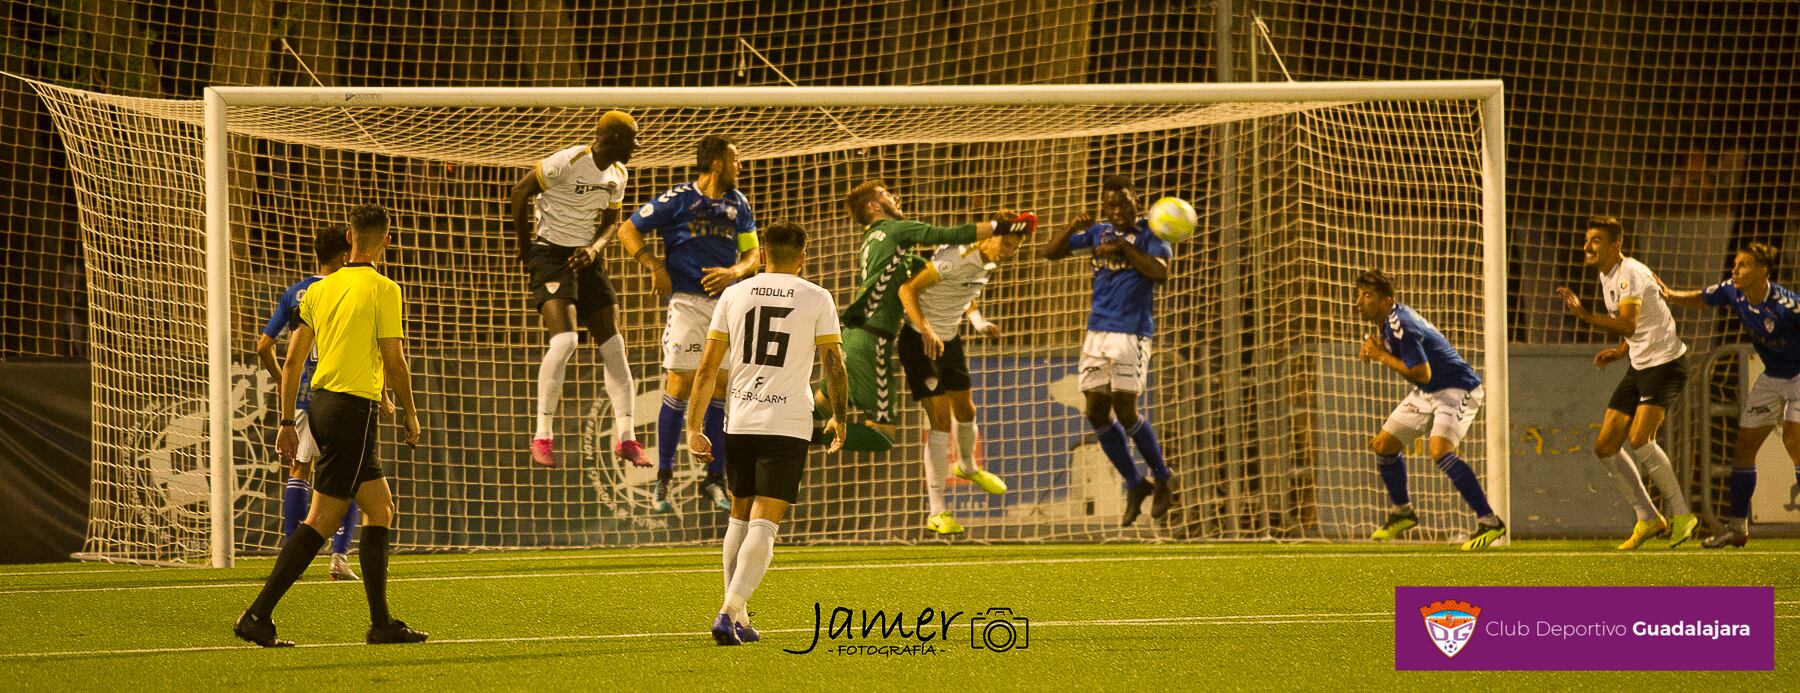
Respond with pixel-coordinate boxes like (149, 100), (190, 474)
(707, 272), (841, 439)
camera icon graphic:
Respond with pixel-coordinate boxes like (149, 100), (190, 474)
(970, 607), (1029, 652)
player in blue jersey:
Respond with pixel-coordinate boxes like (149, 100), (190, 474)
(1354, 270), (1505, 550)
(1043, 175), (1175, 527)
(1663, 243), (1800, 548)
(617, 135), (761, 513)
(253, 226), (368, 579)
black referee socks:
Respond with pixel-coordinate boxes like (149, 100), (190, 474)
(249, 524), (327, 619)
(360, 525), (393, 626)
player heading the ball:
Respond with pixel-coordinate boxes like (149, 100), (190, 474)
(510, 110), (646, 470)
(1354, 270), (1505, 550)
(1042, 175), (1173, 527)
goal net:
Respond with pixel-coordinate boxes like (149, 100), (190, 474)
(28, 80), (1505, 565)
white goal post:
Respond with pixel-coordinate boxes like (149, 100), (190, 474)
(48, 79), (1510, 567)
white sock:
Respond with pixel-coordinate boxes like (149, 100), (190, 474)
(954, 421), (978, 474)
(1633, 441), (1690, 516)
(535, 331), (578, 440)
(721, 518), (777, 622)
(721, 517), (747, 592)
(924, 430), (950, 515)
(598, 334), (636, 442)
(1601, 451), (1657, 521)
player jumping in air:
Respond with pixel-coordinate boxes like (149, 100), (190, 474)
(1355, 270), (1506, 550)
(896, 235), (1024, 535)
(1555, 215), (1699, 549)
(1662, 243), (1800, 548)
(832, 180), (1036, 452)
(511, 111), (647, 469)
(1042, 175), (1173, 527)
(616, 135), (761, 513)
(687, 221), (848, 646)
(254, 225), (368, 580)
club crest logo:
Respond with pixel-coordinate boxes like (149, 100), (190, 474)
(1420, 600), (1481, 658)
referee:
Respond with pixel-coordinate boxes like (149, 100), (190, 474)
(235, 204), (427, 647)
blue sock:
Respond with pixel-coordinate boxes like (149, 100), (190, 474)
(331, 502), (359, 554)
(1729, 468), (1756, 518)
(281, 478), (310, 537)
(1126, 417), (1170, 483)
(704, 400), (727, 478)
(1377, 453), (1409, 507)
(1095, 421), (1140, 488)
(657, 395), (686, 473)
(1436, 451), (1494, 518)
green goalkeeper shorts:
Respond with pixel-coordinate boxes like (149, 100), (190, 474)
(842, 326), (898, 451)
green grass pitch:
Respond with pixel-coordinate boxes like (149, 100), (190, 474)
(2, 540), (1795, 689)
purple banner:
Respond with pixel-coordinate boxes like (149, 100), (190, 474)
(1395, 586), (1774, 671)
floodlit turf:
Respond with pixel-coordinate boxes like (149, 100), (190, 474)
(2, 540), (1795, 689)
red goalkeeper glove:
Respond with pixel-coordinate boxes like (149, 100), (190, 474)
(993, 212), (1037, 237)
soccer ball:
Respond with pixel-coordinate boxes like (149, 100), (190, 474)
(1146, 196), (1197, 243)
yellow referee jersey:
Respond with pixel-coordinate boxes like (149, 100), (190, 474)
(299, 263), (403, 401)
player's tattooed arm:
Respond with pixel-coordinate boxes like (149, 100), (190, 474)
(820, 343), (850, 454)
(1041, 212), (1091, 261)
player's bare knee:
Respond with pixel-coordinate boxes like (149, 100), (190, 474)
(1427, 437), (1456, 460)
(1625, 430), (1655, 451)
(950, 392), (977, 422)
(921, 397), (953, 431)
(1369, 433), (1401, 456)
(1110, 392), (1139, 428)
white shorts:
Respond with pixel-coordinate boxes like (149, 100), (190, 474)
(1078, 330), (1152, 394)
(1740, 372), (1800, 429)
(662, 293), (717, 372)
(294, 408), (320, 465)
(1381, 386), (1484, 447)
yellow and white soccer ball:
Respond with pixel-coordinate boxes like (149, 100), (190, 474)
(1146, 196), (1196, 243)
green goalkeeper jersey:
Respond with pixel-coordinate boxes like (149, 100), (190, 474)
(841, 218), (979, 336)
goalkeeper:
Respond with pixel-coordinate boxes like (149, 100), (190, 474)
(824, 180), (1036, 452)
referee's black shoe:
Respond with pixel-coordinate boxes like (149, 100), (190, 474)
(367, 619), (429, 644)
(1122, 479), (1155, 527)
(234, 610), (295, 648)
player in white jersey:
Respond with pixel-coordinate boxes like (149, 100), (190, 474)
(1555, 215), (1698, 549)
(509, 111), (648, 469)
(895, 236), (1025, 535)
(687, 221), (848, 646)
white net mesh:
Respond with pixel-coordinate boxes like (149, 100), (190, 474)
(30, 81), (1496, 562)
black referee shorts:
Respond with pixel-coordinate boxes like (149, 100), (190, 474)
(723, 433), (809, 503)
(307, 388), (386, 500)
(1606, 356), (1688, 415)
(897, 323), (972, 401)
(526, 242), (616, 314)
